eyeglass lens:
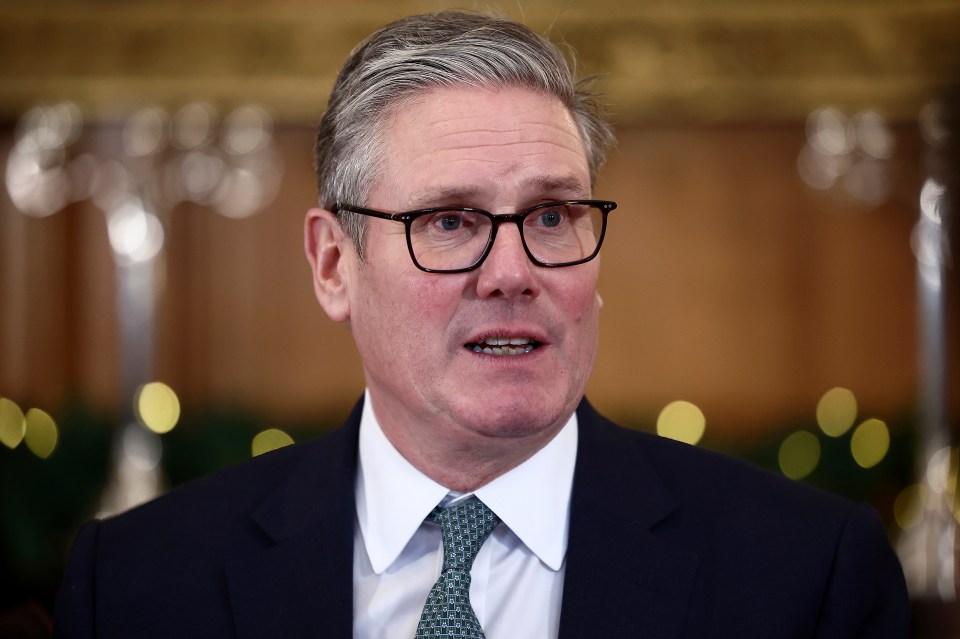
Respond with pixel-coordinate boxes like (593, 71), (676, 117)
(408, 202), (604, 271)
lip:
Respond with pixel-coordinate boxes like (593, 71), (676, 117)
(463, 327), (551, 347)
(462, 326), (551, 357)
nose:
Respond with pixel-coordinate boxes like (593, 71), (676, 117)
(474, 222), (541, 300)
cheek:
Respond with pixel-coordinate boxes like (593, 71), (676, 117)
(558, 268), (602, 325)
(558, 273), (603, 368)
(409, 274), (466, 324)
(367, 273), (461, 353)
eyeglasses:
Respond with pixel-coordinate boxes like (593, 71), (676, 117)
(334, 200), (617, 273)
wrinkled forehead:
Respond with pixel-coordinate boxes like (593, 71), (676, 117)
(371, 84), (590, 207)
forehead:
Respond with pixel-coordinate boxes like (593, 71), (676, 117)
(374, 85), (591, 208)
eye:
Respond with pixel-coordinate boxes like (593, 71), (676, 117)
(438, 215), (462, 231)
(533, 206), (566, 228)
(540, 209), (563, 227)
(414, 210), (480, 236)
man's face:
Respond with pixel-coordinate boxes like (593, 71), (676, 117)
(337, 85), (602, 455)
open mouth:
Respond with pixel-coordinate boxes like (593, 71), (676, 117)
(464, 337), (541, 356)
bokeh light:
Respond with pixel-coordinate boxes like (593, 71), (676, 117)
(894, 484), (925, 530)
(107, 198), (165, 265)
(24, 408), (58, 459)
(816, 387), (857, 437)
(926, 447), (957, 495)
(851, 111), (894, 160)
(919, 178), (945, 226)
(850, 418), (890, 468)
(8, 100), (279, 227)
(912, 178), (947, 291)
(180, 150), (227, 203)
(5, 102), (84, 218)
(172, 102), (218, 150)
(798, 106), (893, 207)
(920, 100), (947, 146)
(252, 428), (294, 457)
(778, 431), (821, 480)
(656, 400), (706, 445)
(223, 105), (272, 155)
(123, 107), (169, 158)
(135, 382), (181, 434)
(15, 102), (82, 152)
(0, 398), (27, 449)
(807, 107), (853, 156)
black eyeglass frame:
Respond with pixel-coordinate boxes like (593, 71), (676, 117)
(334, 200), (617, 274)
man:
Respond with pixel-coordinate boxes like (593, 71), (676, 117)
(55, 11), (909, 638)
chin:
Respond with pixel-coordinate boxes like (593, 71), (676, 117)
(456, 392), (571, 440)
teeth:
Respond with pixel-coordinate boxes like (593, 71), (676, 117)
(482, 337), (530, 347)
(470, 337), (537, 356)
(489, 337), (522, 346)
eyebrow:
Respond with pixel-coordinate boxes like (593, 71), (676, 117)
(531, 175), (591, 198)
(408, 175), (590, 209)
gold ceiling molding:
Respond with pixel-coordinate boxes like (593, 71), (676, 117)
(0, 0), (957, 124)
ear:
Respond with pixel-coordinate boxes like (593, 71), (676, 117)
(305, 207), (355, 322)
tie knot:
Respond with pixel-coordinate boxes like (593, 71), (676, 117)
(428, 497), (501, 572)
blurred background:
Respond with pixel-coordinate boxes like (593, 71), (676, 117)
(1, 0), (958, 635)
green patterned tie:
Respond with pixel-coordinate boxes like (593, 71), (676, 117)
(414, 496), (502, 638)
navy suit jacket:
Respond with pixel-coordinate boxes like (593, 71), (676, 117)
(54, 398), (909, 638)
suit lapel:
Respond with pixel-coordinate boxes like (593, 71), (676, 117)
(559, 401), (701, 639)
(220, 397), (701, 637)
(225, 401), (363, 639)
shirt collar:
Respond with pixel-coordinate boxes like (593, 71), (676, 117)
(355, 390), (578, 573)
(355, 391), (449, 574)
(473, 414), (577, 571)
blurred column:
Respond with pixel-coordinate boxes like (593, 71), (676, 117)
(4, 101), (281, 516)
(896, 96), (959, 637)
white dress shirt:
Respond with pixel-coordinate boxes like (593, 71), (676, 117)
(353, 391), (578, 639)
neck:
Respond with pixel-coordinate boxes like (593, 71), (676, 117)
(413, 445), (540, 493)
(368, 395), (569, 493)
(390, 423), (559, 493)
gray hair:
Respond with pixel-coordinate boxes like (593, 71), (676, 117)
(313, 11), (615, 256)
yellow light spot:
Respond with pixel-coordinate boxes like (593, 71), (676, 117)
(24, 408), (58, 459)
(816, 387), (857, 437)
(778, 431), (821, 480)
(252, 429), (294, 457)
(135, 382), (181, 434)
(894, 484), (925, 530)
(0, 398), (26, 449)
(656, 400), (706, 445)
(850, 418), (890, 468)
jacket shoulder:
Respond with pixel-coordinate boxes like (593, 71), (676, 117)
(572, 402), (909, 637)
(578, 401), (870, 535)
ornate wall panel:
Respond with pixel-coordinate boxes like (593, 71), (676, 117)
(0, 0), (957, 123)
